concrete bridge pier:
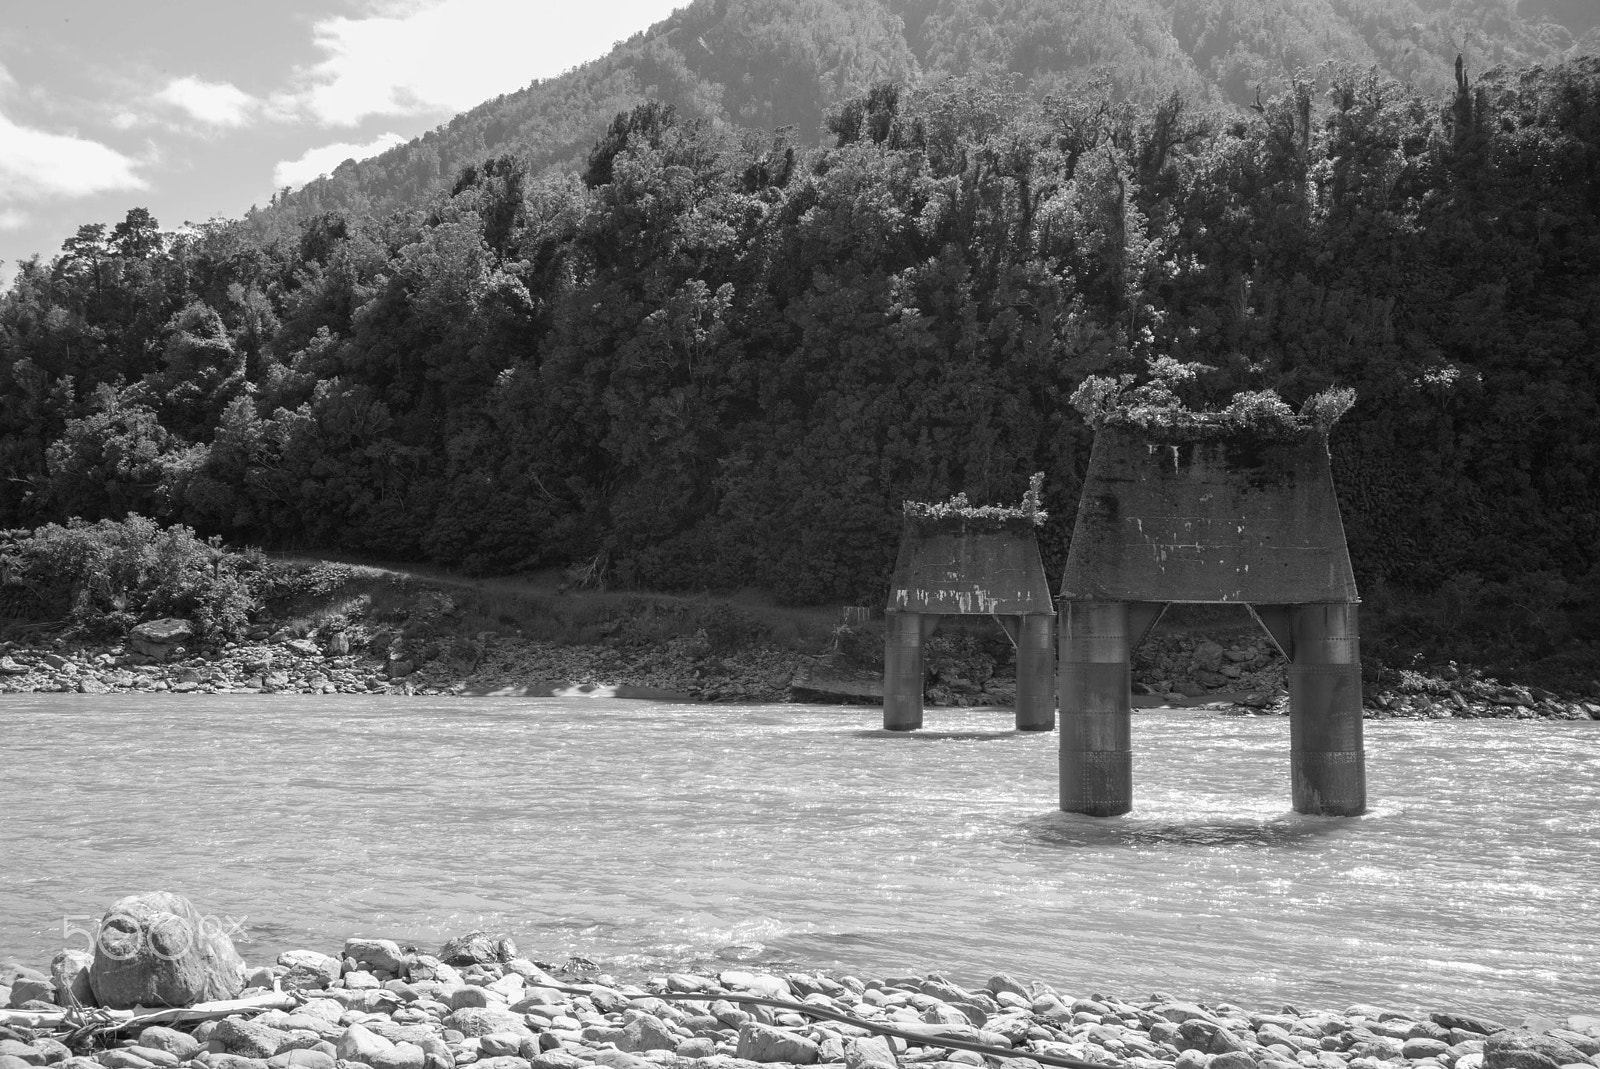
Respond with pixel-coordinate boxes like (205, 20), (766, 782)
(1014, 613), (1056, 732)
(884, 611), (937, 731)
(1287, 603), (1367, 816)
(1059, 599), (1133, 815)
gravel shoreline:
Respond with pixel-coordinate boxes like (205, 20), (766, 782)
(3, 939), (1599, 1069)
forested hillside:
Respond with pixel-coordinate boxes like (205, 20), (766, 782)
(251, 0), (1598, 232)
(4, 54), (1599, 683)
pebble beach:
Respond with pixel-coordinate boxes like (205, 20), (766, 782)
(4, 933), (1599, 1069)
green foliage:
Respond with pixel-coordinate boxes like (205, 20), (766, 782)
(0, 516), (258, 637)
(1071, 357), (1356, 441)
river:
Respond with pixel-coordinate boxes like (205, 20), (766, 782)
(1, 695), (1595, 1020)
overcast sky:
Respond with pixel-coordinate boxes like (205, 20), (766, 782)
(0, 0), (687, 282)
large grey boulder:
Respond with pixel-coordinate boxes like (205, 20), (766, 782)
(128, 620), (194, 662)
(88, 892), (245, 1009)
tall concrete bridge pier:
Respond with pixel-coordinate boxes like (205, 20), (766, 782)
(1058, 427), (1365, 817)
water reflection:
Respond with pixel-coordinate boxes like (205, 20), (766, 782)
(1021, 810), (1356, 849)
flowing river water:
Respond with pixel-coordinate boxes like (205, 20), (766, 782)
(1, 695), (1596, 1020)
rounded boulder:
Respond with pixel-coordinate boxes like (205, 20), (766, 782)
(88, 892), (246, 1009)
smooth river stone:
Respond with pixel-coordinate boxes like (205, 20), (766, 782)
(278, 950), (341, 991)
(215, 1020), (291, 1060)
(1486, 1031), (1590, 1069)
(97, 1053), (153, 1069)
(736, 1023), (819, 1064)
(1406, 1039), (1453, 1060)
(618, 1013), (676, 1053)
(266, 1053), (335, 1069)
(445, 1008), (532, 1038)
(343, 939), (410, 976)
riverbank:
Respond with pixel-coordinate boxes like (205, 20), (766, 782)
(0, 614), (1597, 721)
(0, 548), (1595, 718)
(3, 937), (1598, 1069)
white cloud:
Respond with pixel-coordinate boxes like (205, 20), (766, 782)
(0, 110), (147, 203)
(0, 208), (28, 230)
(156, 77), (258, 128)
(272, 131), (407, 190)
(288, 0), (685, 126)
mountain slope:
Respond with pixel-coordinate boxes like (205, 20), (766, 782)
(255, 0), (1596, 230)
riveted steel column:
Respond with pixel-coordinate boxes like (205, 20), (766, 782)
(1288, 603), (1366, 816)
(1015, 613), (1056, 732)
(1059, 600), (1132, 816)
(884, 611), (926, 731)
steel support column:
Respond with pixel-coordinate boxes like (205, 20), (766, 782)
(1288, 603), (1366, 816)
(1014, 613), (1055, 732)
(1059, 599), (1132, 815)
(883, 611), (927, 731)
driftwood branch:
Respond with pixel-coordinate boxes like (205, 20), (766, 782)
(0, 990), (295, 1033)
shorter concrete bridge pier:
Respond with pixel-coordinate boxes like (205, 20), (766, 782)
(883, 518), (1056, 732)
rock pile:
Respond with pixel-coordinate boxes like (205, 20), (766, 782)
(3, 943), (1599, 1069)
(1131, 634), (1285, 705)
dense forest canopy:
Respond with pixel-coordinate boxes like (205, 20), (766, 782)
(1, 4), (1597, 684)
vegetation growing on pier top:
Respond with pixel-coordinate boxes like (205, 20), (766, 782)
(903, 473), (1048, 532)
(1071, 357), (1356, 442)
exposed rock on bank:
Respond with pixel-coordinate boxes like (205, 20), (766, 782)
(2, 931), (1598, 1069)
(0, 611), (1595, 720)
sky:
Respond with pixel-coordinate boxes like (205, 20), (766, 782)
(0, 0), (688, 282)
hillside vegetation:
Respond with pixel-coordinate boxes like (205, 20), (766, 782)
(1, 17), (1597, 687)
(251, 0), (1597, 228)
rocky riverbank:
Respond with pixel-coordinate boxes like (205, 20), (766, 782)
(3, 927), (1598, 1069)
(0, 607), (1596, 720)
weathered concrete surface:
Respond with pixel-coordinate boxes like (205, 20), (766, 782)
(1060, 427), (1358, 604)
(1059, 599), (1134, 816)
(888, 523), (1055, 615)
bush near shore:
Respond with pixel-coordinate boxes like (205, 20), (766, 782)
(0, 519), (1596, 719)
